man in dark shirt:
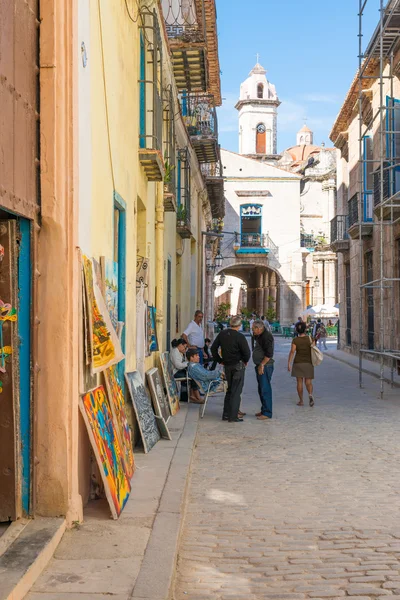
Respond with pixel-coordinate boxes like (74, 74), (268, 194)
(211, 315), (250, 423)
(252, 319), (274, 420)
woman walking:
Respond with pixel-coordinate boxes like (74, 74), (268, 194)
(287, 321), (315, 407)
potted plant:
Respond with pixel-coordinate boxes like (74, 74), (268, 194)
(164, 159), (175, 191)
(177, 205), (187, 227)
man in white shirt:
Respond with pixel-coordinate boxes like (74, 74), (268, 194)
(183, 310), (206, 364)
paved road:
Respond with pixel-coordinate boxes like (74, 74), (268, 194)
(173, 338), (400, 600)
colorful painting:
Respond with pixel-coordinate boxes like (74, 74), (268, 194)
(104, 260), (118, 330)
(83, 256), (124, 374)
(79, 386), (131, 519)
(104, 365), (135, 480)
(146, 367), (171, 423)
(125, 371), (160, 454)
(160, 352), (180, 416)
(146, 305), (158, 355)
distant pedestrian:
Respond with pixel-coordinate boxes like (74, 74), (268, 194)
(261, 315), (271, 332)
(313, 318), (327, 350)
(252, 319), (274, 420)
(249, 317), (255, 350)
(183, 310), (206, 364)
(294, 316), (303, 337)
(287, 321), (315, 407)
(211, 315), (250, 423)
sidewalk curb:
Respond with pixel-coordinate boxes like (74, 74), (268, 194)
(325, 351), (400, 389)
(130, 404), (200, 600)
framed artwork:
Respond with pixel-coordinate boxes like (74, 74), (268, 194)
(104, 259), (119, 330)
(155, 416), (172, 441)
(146, 367), (171, 424)
(79, 386), (130, 519)
(104, 365), (135, 480)
(125, 371), (160, 454)
(83, 256), (124, 374)
(159, 352), (180, 417)
(146, 305), (158, 355)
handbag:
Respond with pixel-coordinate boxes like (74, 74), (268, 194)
(309, 336), (323, 367)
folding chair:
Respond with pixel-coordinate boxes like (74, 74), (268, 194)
(192, 378), (227, 419)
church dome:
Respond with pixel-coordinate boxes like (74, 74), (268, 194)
(239, 62), (279, 103)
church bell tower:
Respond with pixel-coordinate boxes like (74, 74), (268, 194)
(235, 62), (281, 158)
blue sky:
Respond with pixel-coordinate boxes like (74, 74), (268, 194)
(216, 0), (379, 153)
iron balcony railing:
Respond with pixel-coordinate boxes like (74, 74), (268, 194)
(239, 232), (278, 253)
(200, 159), (223, 179)
(348, 194), (359, 227)
(164, 86), (176, 191)
(300, 233), (319, 249)
(182, 93), (218, 138)
(161, 0), (206, 43)
(139, 84), (163, 154)
(330, 215), (349, 243)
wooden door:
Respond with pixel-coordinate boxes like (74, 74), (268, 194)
(0, 221), (19, 521)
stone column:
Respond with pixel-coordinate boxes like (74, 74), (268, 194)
(256, 269), (264, 315)
(263, 271), (270, 315)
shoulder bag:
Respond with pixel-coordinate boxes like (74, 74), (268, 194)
(309, 336), (323, 367)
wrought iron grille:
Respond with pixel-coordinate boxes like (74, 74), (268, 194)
(178, 147), (191, 222)
(182, 93), (218, 138)
(200, 158), (222, 178)
(373, 161), (391, 207)
(139, 9), (163, 153)
(348, 193), (359, 228)
(164, 85), (176, 190)
(300, 233), (319, 249)
(330, 215), (349, 243)
(239, 233), (278, 254)
(161, 0), (206, 43)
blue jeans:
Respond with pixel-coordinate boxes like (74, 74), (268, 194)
(255, 363), (274, 418)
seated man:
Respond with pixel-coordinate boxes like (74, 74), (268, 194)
(186, 348), (223, 395)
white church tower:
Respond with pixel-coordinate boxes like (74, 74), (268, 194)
(235, 62), (281, 158)
(297, 124), (313, 146)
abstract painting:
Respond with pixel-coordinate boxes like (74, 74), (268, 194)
(83, 256), (124, 373)
(160, 352), (180, 417)
(125, 371), (160, 454)
(146, 368), (171, 423)
(79, 386), (131, 519)
(146, 305), (158, 355)
(104, 259), (118, 330)
(104, 365), (135, 480)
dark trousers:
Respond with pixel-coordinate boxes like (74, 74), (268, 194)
(223, 362), (246, 420)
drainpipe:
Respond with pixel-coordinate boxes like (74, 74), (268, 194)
(155, 182), (164, 346)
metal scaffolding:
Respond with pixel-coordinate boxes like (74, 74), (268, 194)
(358, 0), (400, 397)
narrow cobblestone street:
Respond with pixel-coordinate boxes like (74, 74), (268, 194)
(173, 338), (400, 600)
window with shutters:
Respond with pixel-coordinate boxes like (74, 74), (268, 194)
(363, 136), (373, 221)
(384, 96), (400, 201)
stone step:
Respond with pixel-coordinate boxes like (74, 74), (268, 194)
(0, 517), (65, 600)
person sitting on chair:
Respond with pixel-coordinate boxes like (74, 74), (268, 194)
(186, 348), (223, 396)
(170, 339), (202, 403)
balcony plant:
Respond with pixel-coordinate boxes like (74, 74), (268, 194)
(177, 205), (188, 227)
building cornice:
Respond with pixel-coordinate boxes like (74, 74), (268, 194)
(235, 98), (281, 111)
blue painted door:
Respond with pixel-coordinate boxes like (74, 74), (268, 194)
(0, 217), (31, 520)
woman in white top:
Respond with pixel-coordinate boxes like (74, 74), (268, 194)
(171, 339), (202, 403)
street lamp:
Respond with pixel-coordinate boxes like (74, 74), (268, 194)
(228, 283), (234, 292)
(314, 276), (320, 288)
(240, 281), (247, 291)
(215, 252), (223, 269)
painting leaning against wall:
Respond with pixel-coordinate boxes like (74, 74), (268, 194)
(160, 352), (180, 417)
(125, 371), (160, 454)
(83, 256), (124, 374)
(80, 385), (131, 519)
(104, 365), (135, 480)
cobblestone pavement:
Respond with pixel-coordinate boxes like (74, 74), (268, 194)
(173, 338), (400, 600)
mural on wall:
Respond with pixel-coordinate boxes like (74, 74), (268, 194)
(83, 256), (124, 373)
(160, 352), (180, 416)
(104, 365), (135, 480)
(79, 386), (131, 519)
(104, 260), (119, 330)
(125, 371), (160, 454)
(146, 305), (158, 355)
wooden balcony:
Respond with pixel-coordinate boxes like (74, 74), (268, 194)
(200, 160), (224, 218)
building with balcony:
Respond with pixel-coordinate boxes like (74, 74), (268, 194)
(329, 2), (400, 360)
(215, 63), (337, 322)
